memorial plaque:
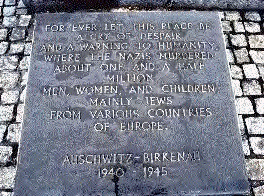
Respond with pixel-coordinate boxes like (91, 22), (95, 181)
(14, 12), (249, 195)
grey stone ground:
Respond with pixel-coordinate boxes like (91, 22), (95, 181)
(0, 1), (264, 195)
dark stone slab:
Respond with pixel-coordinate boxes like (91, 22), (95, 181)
(14, 11), (249, 196)
(22, 0), (118, 12)
(170, 0), (264, 10)
(119, 0), (167, 7)
(22, 0), (264, 12)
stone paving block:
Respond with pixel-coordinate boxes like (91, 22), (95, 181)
(231, 79), (243, 96)
(218, 12), (224, 20)
(16, 8), (27, 15)
(235, 97), (254, 114)
(119, 0), (167, 6)
(246, 159), (264, 180)
(242, 80), (262, 95)
(0, 71), (19, 89)
(0, 167), (16, 189)
(0, 42), (9, 55)
(225, 11), (242, 21)
(0, 146), (12, 164)
(242, 138), (250, 156)
(250, 137), (264, 155)
(224, 34), (229, 47)
(226, 49), (234, 63)
(244, 22), (261, 33)
(242, 64), (260, 79)
(258, 65), (264, 80)
(9, 42), (24, 54)
(0, 105), (14, 122)
(0, 56), (19, 70)
(0, 0), (3, 6)
(245, 117), (264, 134)
(238, 115), (245, 135)
(4, 0), (16, 6)
(16, 104), (24, 122)
(230, 34), (247, 47)
(24, 42), (32, 55)
(0, 125), (6, 142)
(250, 50), (264, 64)
(7, 123), (21, 143)
(1, 90), (19, 104)
(255, 98), (264, 114)
(245, 12), (261, 21)
(253, 185), (264, 196)
(18, 15), (31, 26)
(19, 87), (26, 103)
(19, 56), (30, 70)
(233, 21), (245, 33)
(230, 65), (243, 79)
(248, 35), (264, 48)
(10, 28), (25, 41)
(21, 71), (28, 86)
(2, 16), (17, 27)
(17, 0), (26, 8)
(0, 29), (8, 41)
(234, 48), (250, 63)
(26, 26), (34, 41)
(0, 192), (13, 196)
(3, 7), (16, 17)
(221, 21), (232, 32)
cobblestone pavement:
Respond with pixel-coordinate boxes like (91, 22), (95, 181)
(0, 1), (264, 195)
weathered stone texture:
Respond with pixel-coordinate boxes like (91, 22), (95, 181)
(250, 50), (264, 64)
(245, 117), (264, 134)
(0, 105), (14, 122)
(235, 98), (254, 114)
(0, 71), (19, 89)
(230, 34), (247, 47)
(10, 28), (26, 41)
(242, 64), (260, 79)
(225, 11), (242, 21)
(0, 56), (19, 70)
(19, 56), (30, 69)
(0, 42), (9, 55)
(249, 35), (264, 48)
(255, 98), (264, 114)
(226, 49), (234, 63)
(245, 12), (261, 21)
(246, 159), (264, 180)
(221, 21), (232, 32)
(0, 29), (8, 41)
(18, 15), (32, 27)
(250, 137), (264, 155)
(233, 21), (245, 33)
(244, 22), (261, 33)
(9, 43), (25, 54)
(3, 7), (16, 17)
(232, 79), (243, 96)
(0, 125), (6, 142)
(16, 104), (24, 122)
(1, 91), (19, 104)
(253, 185), (264, 196)
(4, 0), (16, 6)
(242, 80), (262, 95)
(230, 65), (243, 79)
(0, 146), (12, 164)
(7, 124), (21, 143)
(234, 48), (250, 63)
(2, 16), (17, 27)
(0, 167), (16, 189)
(242, 138), (250, 156)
